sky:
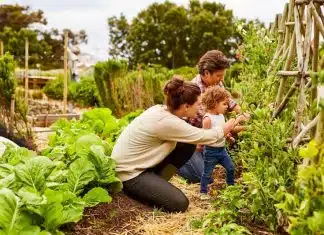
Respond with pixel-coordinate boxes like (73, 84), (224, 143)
(2, 0), (287, 62)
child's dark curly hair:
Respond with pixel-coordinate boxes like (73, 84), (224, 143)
(201, 86), (231, 110)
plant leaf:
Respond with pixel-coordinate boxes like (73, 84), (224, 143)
(83, 187), (112, 207)
(66, 157), (95, 195)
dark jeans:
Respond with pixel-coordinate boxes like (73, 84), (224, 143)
(200, 146), (234, 194)
(122, 143), (195, 212)
(177, 151), (204, 183)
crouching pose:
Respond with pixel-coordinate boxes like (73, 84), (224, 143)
(111, 76), (234, 212)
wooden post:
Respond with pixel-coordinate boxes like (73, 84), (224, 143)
(275, 31), (296, 106)
(267, 11), (287, 75)
(137, 64), (143, 108)
(283, 0), (295, 50)
(293, 5), (312, 138)
(311, 4), (321, 137)
(0, 40), (3, 56)
(315, 87), (324, 144)
(281, 3), (289, 49)
(9, 96), (15, 136)
(293, 114), (319, 148)
(312, 6), (320, 74)
(272, 80), (299, 119)
(310, 2), (324, 37)
(24, 37), (29, 105)
(63, 30), (68, 113)
(295, 6), (304, 71)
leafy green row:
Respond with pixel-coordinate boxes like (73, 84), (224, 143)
(0, 108), (142, 234)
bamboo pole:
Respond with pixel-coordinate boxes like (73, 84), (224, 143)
(268, 8), (289, 75)
(295, 0), (324, 5)
(24, 37), (29, 105)
(293, 114), (319, 148)
(285, 21), (306, 26)
(269, 22), (274, 34)
(311, 4), (321, 138)
(294, 6), (304, 71)
(310, 2), (324, 37)
(272, 80), (299, 119)
(315, 2), (324, 26)
(299, 5), (307, 36)
(315, 85), (324, 144)
(0, 40), (3, 56)
(302, 5), (312, 73)
(268, 13), (285, 74)
(267, 45), (284, 75)
(283, 0), (294, 52)
(280, 3), (289, 45)
(275, 31), (296, 106)
(277, 71), (311, 76)
(312, 6), (320, 73)
(63, 30), (68, 113)
(293, 5), (312, 138)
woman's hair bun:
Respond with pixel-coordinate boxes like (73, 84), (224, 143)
(163, 75), (185, 96)
(163, 75), (201, 111)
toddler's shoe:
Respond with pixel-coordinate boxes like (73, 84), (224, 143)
(200, 193), (211, 200)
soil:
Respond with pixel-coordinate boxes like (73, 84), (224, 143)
(61, 168), (281, 235)
(62, 193), (152, 235)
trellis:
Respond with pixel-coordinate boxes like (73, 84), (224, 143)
(268, 0), (324, 147)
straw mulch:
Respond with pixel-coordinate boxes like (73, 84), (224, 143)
(132, 176), (215, 235)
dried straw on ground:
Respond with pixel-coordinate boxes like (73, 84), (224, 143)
(132, 176), (214, 235)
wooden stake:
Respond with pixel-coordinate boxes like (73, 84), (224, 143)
(293, 114), (319, 148)
(63, 30), (68, 113)
(302, 5), (312, 73)
(310, 2), (324, 37)
(9, 96), (15, 136)
(137, 64), (143, 108)
(281, 3), (290, 51)
(315, 107), (324, 144)
(295, 0), (324, 5)
(283, 0), (295, 49)
(24, 37), (29, 105)
(272, 80), (299, 119)
(0, 40), (3, 56)
(275, 32), (296, 106)
(293, 5), (312, 138)
(294, 6), (304, 71)
(267, 45), (284, 75)
(315, 2), (324, 26)
(312, 7), (320, 73)
(277, 71), (310, 76)
(311, 3), (320, 139)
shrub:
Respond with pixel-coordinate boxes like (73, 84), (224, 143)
(70, 76), (100, 107)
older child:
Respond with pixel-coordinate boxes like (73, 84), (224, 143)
(199, 86), (245, 199)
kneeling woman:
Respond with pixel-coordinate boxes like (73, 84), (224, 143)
(112, 76), (232, 212)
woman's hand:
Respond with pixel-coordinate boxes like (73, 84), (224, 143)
(196, 144), (204, 152)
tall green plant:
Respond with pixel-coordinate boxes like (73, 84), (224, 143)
(276, 141), (324, 234)
(0, 53), (16, 108)
(0, 53), (30, 141)
(94, 59), (128, 115)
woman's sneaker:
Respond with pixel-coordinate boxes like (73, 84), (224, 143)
(200, 193), (211, 200)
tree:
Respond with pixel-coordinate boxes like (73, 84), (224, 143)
(186, 1), (236, 64)
(127, 2), (179, 67)
(0, 4), (88, 70)
(0, 4), (47, 31)
(107, 0), (239, 69)
(108, 14), (130, 60)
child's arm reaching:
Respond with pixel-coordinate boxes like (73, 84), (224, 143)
(196, 116), (212, 152)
